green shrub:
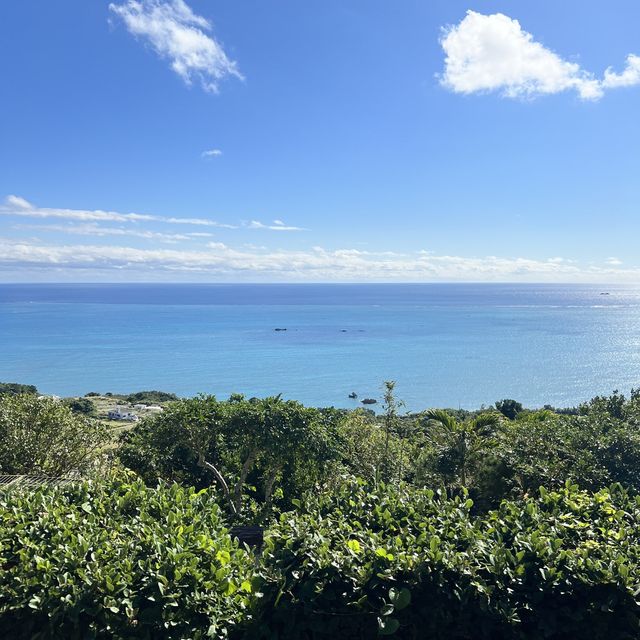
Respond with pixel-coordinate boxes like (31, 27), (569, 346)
(119, 395), (346, 517)
(3, 477), (640, 639)
(495, 399), (523, 420)
(0, 394), (108, 476)
(63, 396), (97, 416)
(0, 382), (37, 396)
(0, 477), (254, 639)
(494, 410), (640, 497)
(476, 482), (640, 639)
(252, 479), (492, 639)
(125, 391), (179, 404)
(252, 479), (640, 639)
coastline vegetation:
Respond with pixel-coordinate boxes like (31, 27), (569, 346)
(2, 383), (640, 638)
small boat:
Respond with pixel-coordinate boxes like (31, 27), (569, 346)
(361, 398), (377, 405)
(348, 392), (357, 399)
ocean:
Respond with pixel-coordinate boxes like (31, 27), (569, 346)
(1, 283), (639, 412)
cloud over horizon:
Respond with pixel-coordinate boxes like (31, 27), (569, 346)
(109, 0), (242, 93)
(2, 196), (636, 283)
(0, 235), (637, 283)
(440, 11), (640, 100)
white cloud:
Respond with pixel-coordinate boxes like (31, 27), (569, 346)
(247, 220), (305, 232)
(606, 257), (623, 266)
(0, 195), (236, 228)
(603, 54), (640, 88)
(5, 195), (32, 210)
(109, 0), (242, 93)
(202, 148), (222, 158)
(164, 216), (234, 227)
(10, 223), (207, 243)
(0, 237), (637, 283)
(440, 11), (639, 100)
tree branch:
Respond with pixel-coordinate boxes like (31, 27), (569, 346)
(196, 452), (237, 515)
(233, 447), (258, 513)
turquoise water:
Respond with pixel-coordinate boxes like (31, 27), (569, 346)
(1, 283), (639, 411)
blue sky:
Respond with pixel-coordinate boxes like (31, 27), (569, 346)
(1, 0), (639, 282)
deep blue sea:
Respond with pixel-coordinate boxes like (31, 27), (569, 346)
(1, 283), (640, 411)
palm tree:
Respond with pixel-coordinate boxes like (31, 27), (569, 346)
(422, 409), (501, 489)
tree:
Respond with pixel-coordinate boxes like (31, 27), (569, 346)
(495, 399), (523, 420)
(0, 382), (37, 396)
(380, 381), (399, 483)
(125, 390), (178, 404)
(0, 394), (108, 476)
(421, 409), (501, 490)
(496, 406), (640, 496)
(339, 410), (406, 484)
(63, 397), (96, 416)
(118, 395), (345, 517)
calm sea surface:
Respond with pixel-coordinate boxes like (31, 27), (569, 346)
(1, 283), (640, 411)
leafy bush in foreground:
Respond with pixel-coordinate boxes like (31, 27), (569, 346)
(3, 476), (640, 639)
(253, 479), (479, 639)
(0, 477), (253, 639)
(253, 479), (640, 640)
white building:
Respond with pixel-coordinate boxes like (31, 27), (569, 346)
(107, 407), (139, 422)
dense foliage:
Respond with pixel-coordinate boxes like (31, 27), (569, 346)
(118, 395), (346, 517)
(414, 389), (640, 509)
(0, 477), (254, 639)
(495, 398), (523, 420)
(117, 388), (640, 514)
(0, 394), (108, 476)
(4, 385), (640, 638)
(0, 382), (38, 396)
(3, 477), (640, 639)
(125, 391), (179, 404)
(62, 396), (97, 416)
(254, 478), (640, 640)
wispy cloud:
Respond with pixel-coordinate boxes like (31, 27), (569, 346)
(440, 11), (640, 100)
(247, 220), (305, 232)
(11, 223), (216, 243)
(201, 148), (222, 158)
(1, 195), (236, 228)
(0, 237), (637, 282)
(109, 0), (242, 93)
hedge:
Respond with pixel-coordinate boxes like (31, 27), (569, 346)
(2, 478), (640, 639)
(0, 477), (254, 639)
(252, 479), (640, 640)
